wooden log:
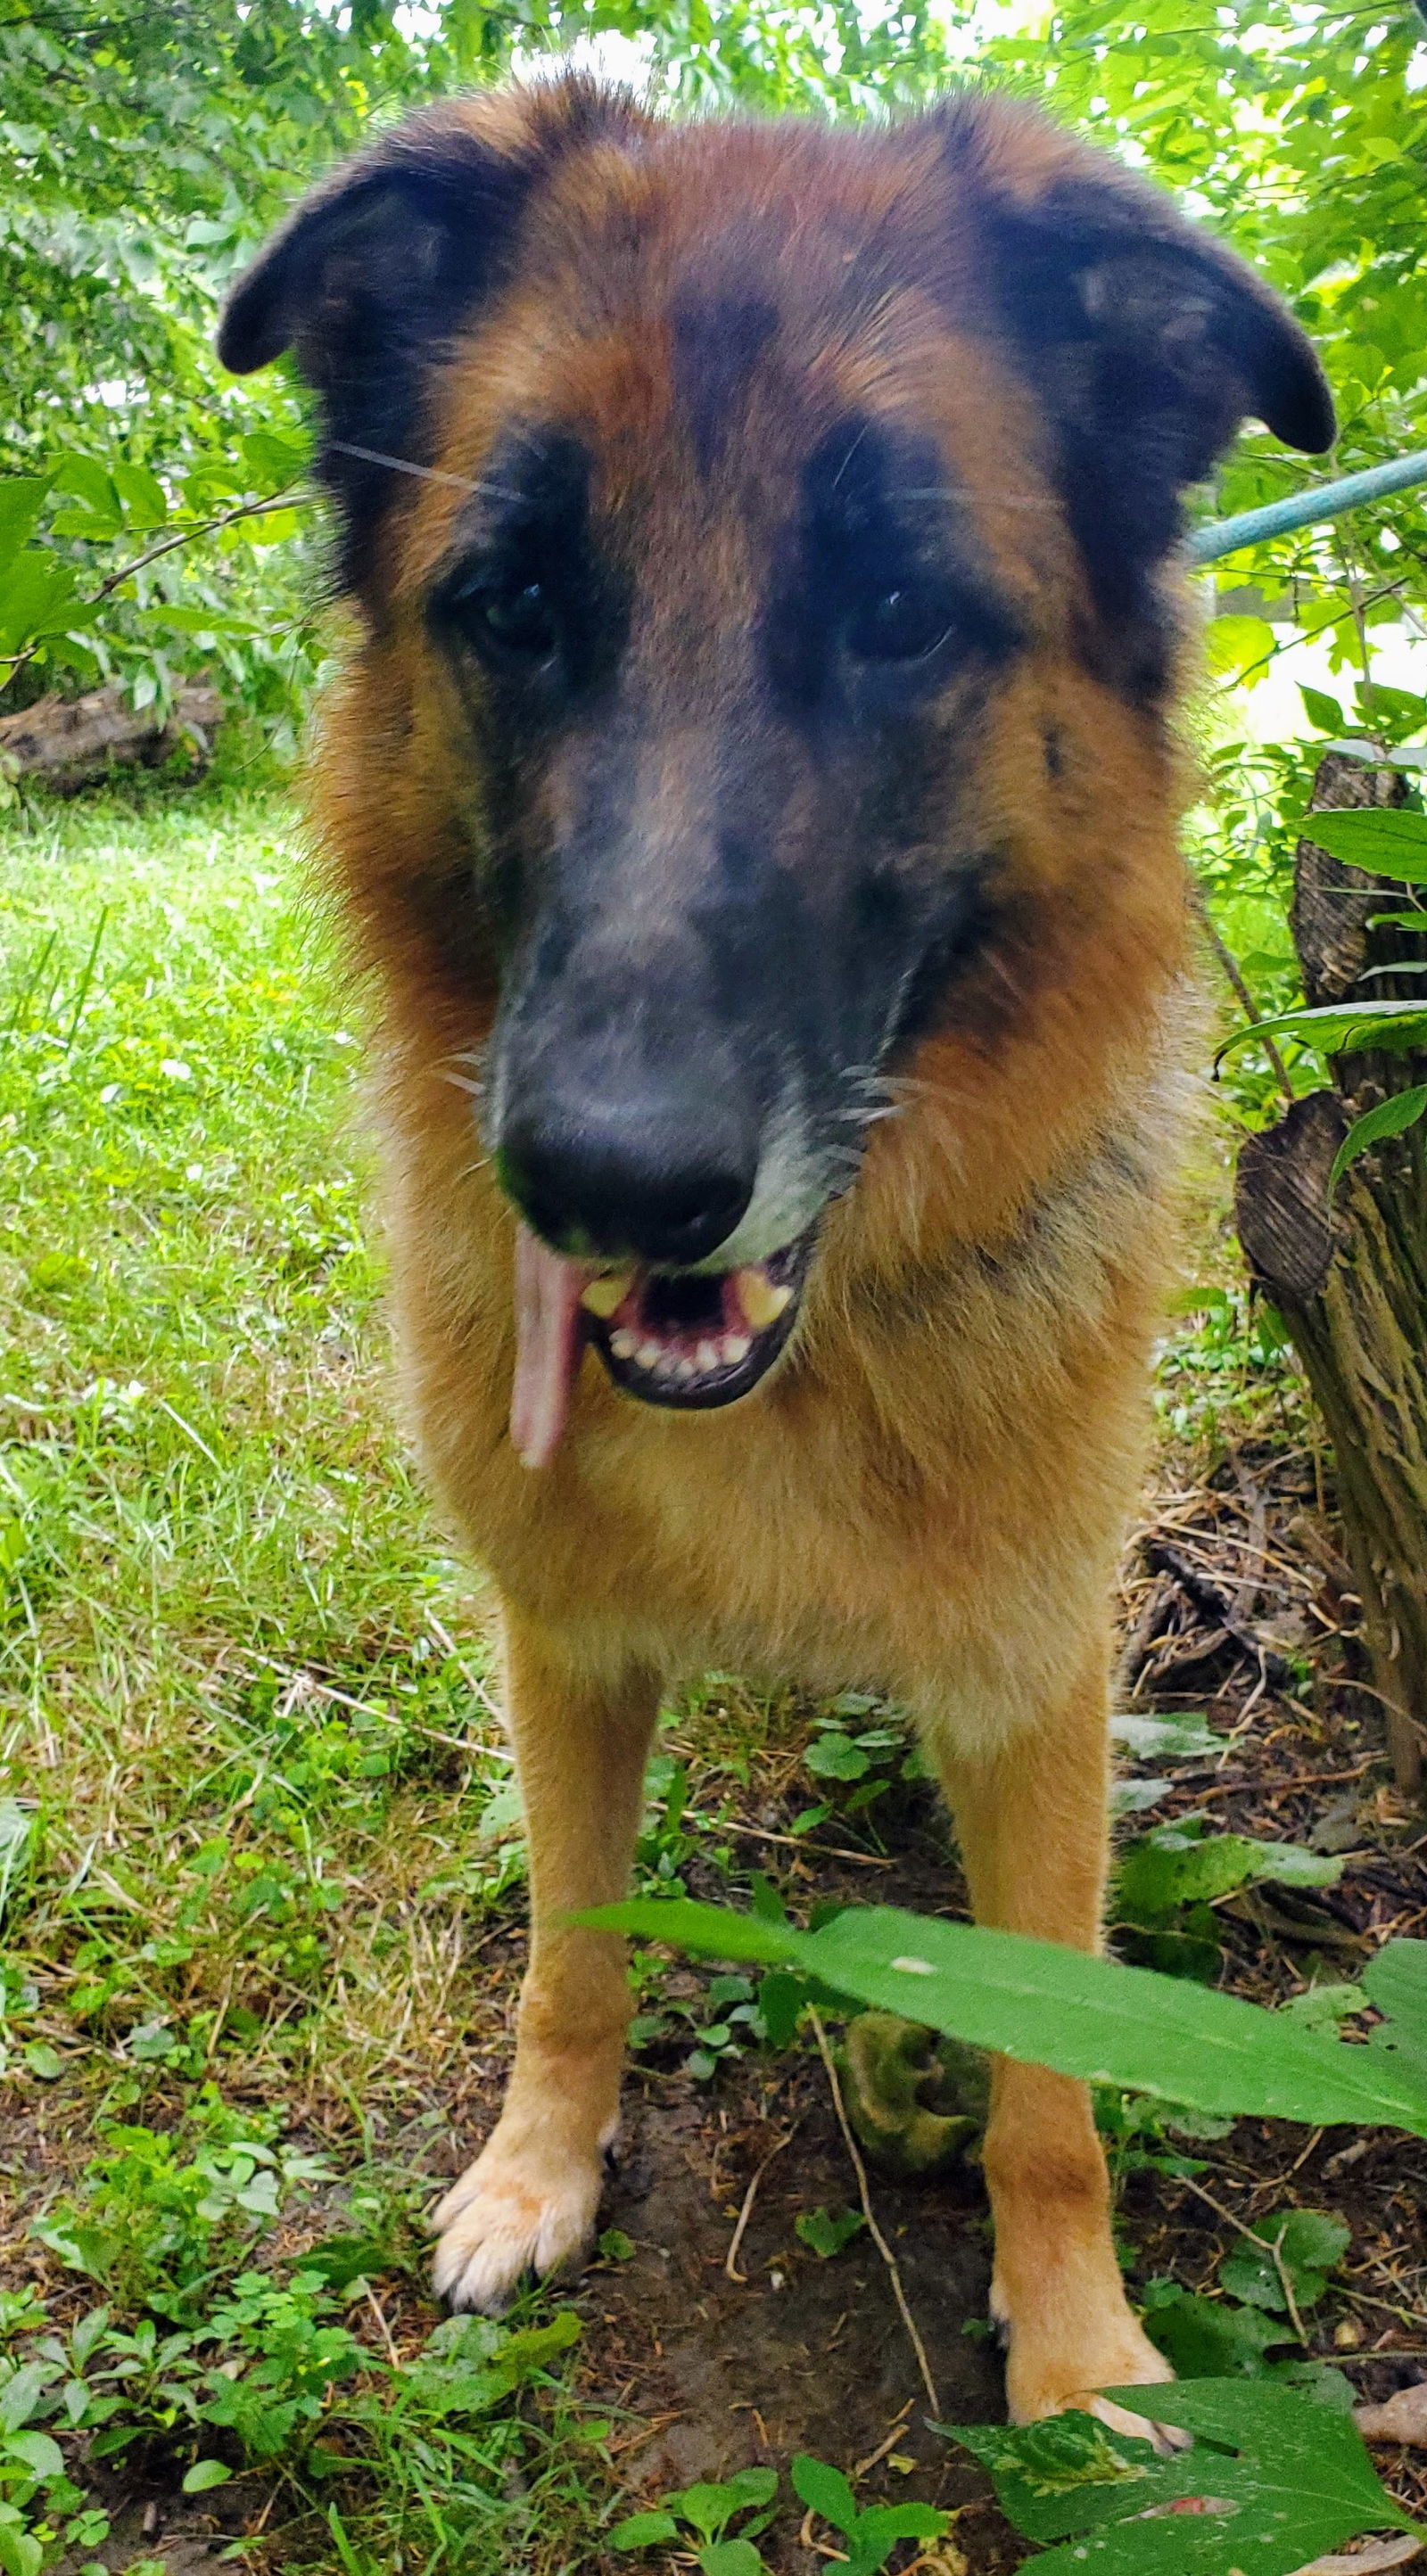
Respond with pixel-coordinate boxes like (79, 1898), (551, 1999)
(0, 682), (222, 794)
(1234, 751), (1427, 1797)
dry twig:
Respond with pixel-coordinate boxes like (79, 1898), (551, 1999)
(725, 2123), (799, 2283)
(807, 2009), (940, 2416)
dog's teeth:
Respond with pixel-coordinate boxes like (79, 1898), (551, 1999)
(637, 1339), (663, 1370)
(675, 1357), (697, 1381)
(697, 1340), (720, 1371)
(734, 1269), (793, 1330)
(654, 1350), (679, 1378)
(580, 1272), (632, 1320)
(722, 1334), (752, 1367)
(611, 1329), (637, 1360)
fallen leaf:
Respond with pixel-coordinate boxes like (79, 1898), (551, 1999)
(1290, 2539), (1422, 2574)
(1355, 2388), (1427, 2447)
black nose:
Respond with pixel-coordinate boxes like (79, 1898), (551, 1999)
(499, 1101), (757, 1266)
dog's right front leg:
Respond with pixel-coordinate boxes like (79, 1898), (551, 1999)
(433, 1605), (659, 2311)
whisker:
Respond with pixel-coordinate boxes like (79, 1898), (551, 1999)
(892, 487), (1060, 513)
(328, 439), (521, 503)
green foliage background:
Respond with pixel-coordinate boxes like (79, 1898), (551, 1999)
(5, 0), (1427, 749)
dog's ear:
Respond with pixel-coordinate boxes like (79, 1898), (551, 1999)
(219, 78), (648, 586)
(933, 99), (1334, 692)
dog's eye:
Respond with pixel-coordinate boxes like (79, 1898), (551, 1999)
(473, 578), (557, 657)
(846, 583), (952, 663)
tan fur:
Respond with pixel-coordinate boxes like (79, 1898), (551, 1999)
(305, 86), (1208, 2419)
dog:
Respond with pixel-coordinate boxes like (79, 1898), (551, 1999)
(219, 76), (1332, 2427)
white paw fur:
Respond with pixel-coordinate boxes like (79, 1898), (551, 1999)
(432, 2140), (605, 2311)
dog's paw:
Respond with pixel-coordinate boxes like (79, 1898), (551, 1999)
(432, 2140), (604, 2312)
(998, 2293), (1187, 2454)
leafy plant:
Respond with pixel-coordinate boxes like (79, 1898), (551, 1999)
(611, 2465), (779, 2573)
(1113, 1819), (1343, 1980)
(31, 2093), (327, 2323)
(942, 2379), (1423, 2573)
(794, 2206), (864, 2259)
(581, 1898), (1427, 2137)
(790, 2455), (949, 2576)
(1142, 2207), (1353, 2398)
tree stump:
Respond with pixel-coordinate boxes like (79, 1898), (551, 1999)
(1234, 752), (1427, 1797)
(0, 682), (222, 794)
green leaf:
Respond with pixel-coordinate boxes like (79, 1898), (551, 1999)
(698, 2544), (764, 2576)
(1299, 807), (1427, 883)
(21, 2044), (61, 2080)
(298, 2234), (394, 2290)
(4, 2429), (64, 2479)
(756, 1967), (806, 2047)
(609, 2511), (680, 2548)
(0, 2366), (50, 2435)
(1217, 999), (1427, 1066)
(845, 2502), (949, 2575)
(942, 2378), (1422, 2571)
(49, 456), (120, 524)
(181, 2460), (232, 2494)
(578, 1899), (1427, 2135)
(795, 2205), (864, 2258)
(1299, 685), (1345, 732)
(1331, 1083), (1427, 1192)
(805, 1732), (870, 1780)
(0, 553), (87, 660)
(1117, 1825), (1340, 1922)
(0, 477), (52, 573)
(1110, 1715), (1221, 1763)
(791, 2456), (858, 2537)
(1142, 2285), (1288, 2376)
(0, 2523), (43, 2576)
(111, 460), (168, 529)
(1364, 1938), (1427, 2086)
(1218, 2210), (1349, 2314)
(1205, 612), (1275, 679)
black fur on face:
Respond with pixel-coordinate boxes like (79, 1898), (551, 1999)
(217, 78), (1335, 1274)
(426, 413), (1024, 1268)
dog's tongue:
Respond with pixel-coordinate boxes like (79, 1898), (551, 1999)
(511, 1223), (592, 1470)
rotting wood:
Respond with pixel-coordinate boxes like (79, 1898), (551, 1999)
(1233, 752), (1427, 1798)
(0, 681), (222, 794)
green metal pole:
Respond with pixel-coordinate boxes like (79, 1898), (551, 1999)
(1186, 449), (1427, 565)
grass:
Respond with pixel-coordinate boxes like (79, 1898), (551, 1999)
(0, 779), (613, 2573)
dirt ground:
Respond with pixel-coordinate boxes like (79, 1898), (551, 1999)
(559, 1430), (1427, 2569)
(7, 1435), (1427, 2573)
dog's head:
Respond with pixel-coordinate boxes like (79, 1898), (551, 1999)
(221, 78), (1331, 1462)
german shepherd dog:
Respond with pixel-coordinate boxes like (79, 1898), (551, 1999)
(220, 78), (1332, 2427)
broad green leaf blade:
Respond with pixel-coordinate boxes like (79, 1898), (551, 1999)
(1363, 1938), (1427, 2086)
(0, 476), (52, 573)
(1118, 1828), (1341, 1922)
(944, 2381), (1421, 2573)
(1331, 1084), (1427, 1192)
(1110, 1714), (1221, 1762)
(1298, 808), (1427, 883)
(609, 2510), (680, 2547)
(1217, 1000), (1427, 1066)
(698, 2544), (764, 2576)
(790, 2455), (858, 2536)
(581, 1902), (1427, 2135)
(181, 2459), (232, 2493)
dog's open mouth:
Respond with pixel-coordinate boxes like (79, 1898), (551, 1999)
(510, 1223), (814, 1469)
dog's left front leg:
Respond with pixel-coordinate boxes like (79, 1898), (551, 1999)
(931, 1650), (1175, 2433)
(433, 1605), (658, 2311)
